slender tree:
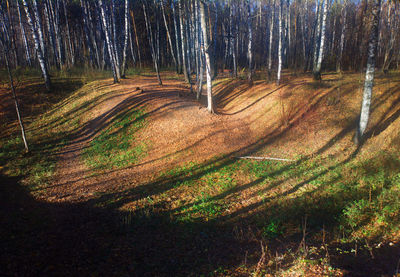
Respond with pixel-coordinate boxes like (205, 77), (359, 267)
(200, 0), (213, 113)
(99, 0), (120, 83)
(247, 0), (253, 84)
(0, 19), (29, 152)
(355, 0), (382, 144)
(121, 0), (129, 78)
(313, 0), (328, 80)
(22, 0), (51, 90)
(277, 0), (283, 85)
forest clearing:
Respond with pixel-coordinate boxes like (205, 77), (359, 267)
(1, 0), (400, 276)
(1, 70), (400, 276)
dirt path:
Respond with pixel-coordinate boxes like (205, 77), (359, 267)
(46, 73), (356, 204)
(45, 75), (274, 203)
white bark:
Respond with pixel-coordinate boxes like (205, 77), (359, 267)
(143, 1), (162, 85)
(268, 0), (275, 78)
(22, 0), (51, 90)
(99, 0), (119, 83)
(247, 0), (253, 84)
(161, 0), (178, 70)
(16, 0), (32, 66)
(199, 0), (213, 113)
(313, 0), (328, 80)
(356, 0), (381, 143)
(277, 0), (283, 85)
(121, 0), (129, 78)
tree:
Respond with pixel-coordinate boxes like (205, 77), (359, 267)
(0, 12), (29, 152)
(313, 0), (328, 80)
(355, 0), (382, 144)
(247, 0), (253, 84)
(199, 0), (213, 113)
(277, 0), (283, 85)
(99, 0), (120, 83)
(121, 0), (129, 78)
(22, 0), (51, 90)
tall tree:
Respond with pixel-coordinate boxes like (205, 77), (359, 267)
(22, 0), (51, 90)
(143, 0), (162, 85)
(99, 0), (120, 83)
(200, 0), (213, 113)
(247, 0), (253, 84)
(0, 16), (29, 152)
(277, 0), (283, 85)
(121, 0), (129, 78)
(355, 0), (382, 144)
(313, 0), (328, 80)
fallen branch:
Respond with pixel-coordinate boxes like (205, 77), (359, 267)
(237, 156), (294, 162)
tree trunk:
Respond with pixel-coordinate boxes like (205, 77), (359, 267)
(337, 0), (347, 72)
(0, 28), (29, 152)
(247, 0), (253, 84)
(199, 0), (213, 113)
(62, 0), (74, 66)
(179, 0), (190, 84)
(143, 1), (162, 85)
(121, 0), (129, 78)
(313, 0), (328, 80)
(161, 0), (178, 71)
(268, 0), (275, 80)
(277, 0), (283, 85)
(355, 0), (381, 144)
(22, 0), (51, 90)
(172, 0), (182, 73)
(16, 0), (32, 66)
(99, 0), (119, 83)
(130, 10), (142, 68)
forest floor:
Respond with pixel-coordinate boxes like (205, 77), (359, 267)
(1, 70), (400, 276)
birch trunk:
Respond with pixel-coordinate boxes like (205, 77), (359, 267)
(230, 1), (237, 77)
(355, 0), (381, 144)
(172, 0), (182, 73)
(199, 0), (213, 113)
(143, 1), (162, 85)
(16, 0), (32, 66)
(161, 0), (178, 71)
(277, 0), (283, 85)
(62, 0), (74, 66)
(130, 10), (142, 68)
(313, 0), (328, 80)
(247, 0), (253, 84)
(179, 0), (190, 84)
(22, 0), (51, 90)
(121, 0), (129, 78)
(0, 24), (29, 152)
(99, 0), (119, 83)
(268, 0), (275, 80)
(336, 0), (347, 72)
(32, 0), (47, 64)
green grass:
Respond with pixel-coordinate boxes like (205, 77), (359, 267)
(83, 108), (147, 171)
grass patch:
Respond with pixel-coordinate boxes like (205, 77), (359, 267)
(83, 108), (147, 171)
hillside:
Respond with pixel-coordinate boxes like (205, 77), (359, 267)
(1, 71), (400, 276)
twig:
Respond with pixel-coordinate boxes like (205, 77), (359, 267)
(254, 241), (266, 277)
(237, 156), (295, 162)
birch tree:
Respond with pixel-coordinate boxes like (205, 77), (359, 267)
(277, 0), (283, 85)
(22, 0), (51, 90)
(247, 0), (253, 84)
(0, 17), (29, 152)
(143, 0), (162, 85)
(200, 0), (213, 113)
(355, 0), (382, 144)
(121, 0), (129, 78)
(313, 0), (328, 80)
(99, 0), (120, 83)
